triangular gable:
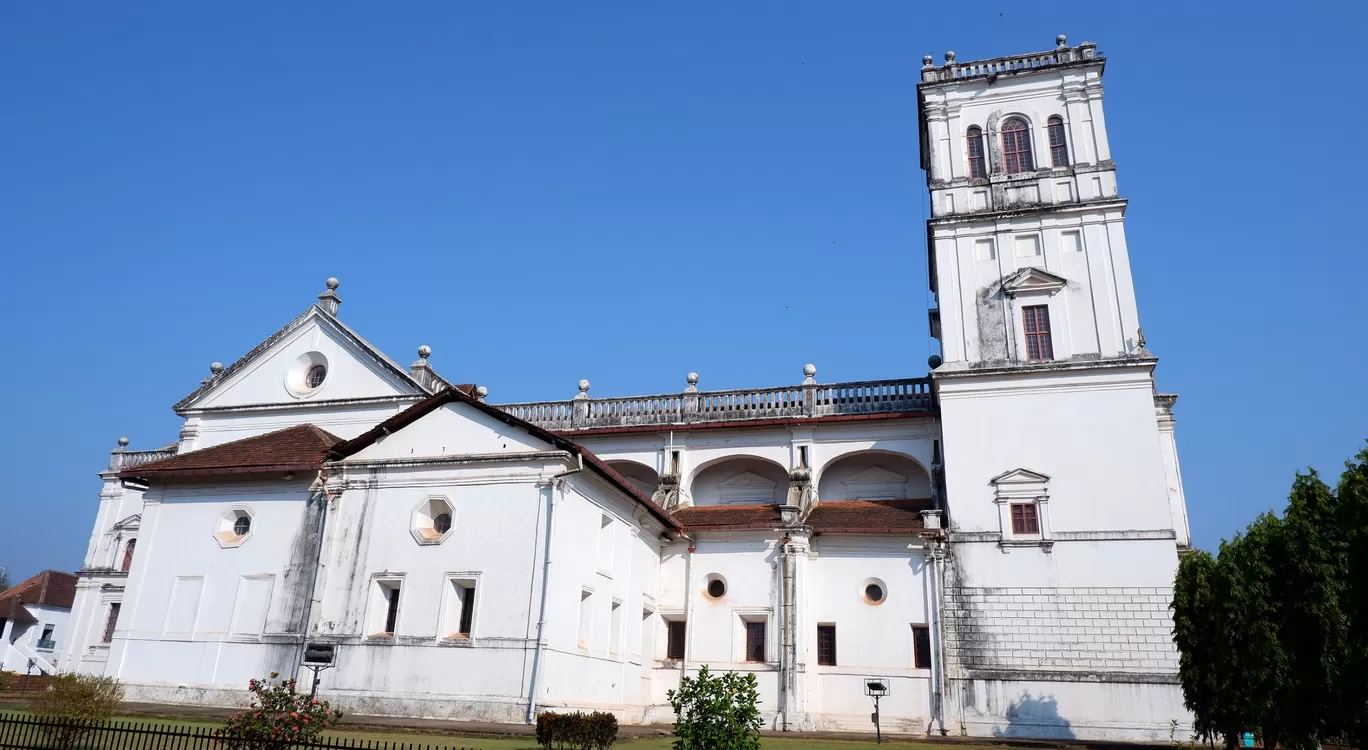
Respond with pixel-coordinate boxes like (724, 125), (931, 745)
(717, 471), (779, 504)
(1000, 267), (1067, 297)
(842, 466), (909, 500)
(330, 388), (682, 531)
(989, 467), (1051, 485)
(343, 400), (553, 461)
(112, 514), (142, 531)
(174, 305), (433, 413)
(843, 466), (908, 485)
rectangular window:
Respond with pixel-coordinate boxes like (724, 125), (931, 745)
(609, 601), (623, 656)
(457, 584), (476, 636)
(1015, 234), (1041, 258)
(102, 603), (121, 643)
(744, 620), (766, 663)
(578, 590), (593, 649)
(817, 625), (837, 666)
(638, 610), (653, 658)
(1022, 305), (1054, 361)
(597, 515), (614, 574)
(1061, 230), (1082, 253)
(1011, 503), (1041, 534)
(967, 129), (987, 179)
(974, 238), (996, 262)
(384, 585), (401, 634)
(665, 619), (686, 660)
(369, 578), (403, 636)
(912, 625), (932, 669)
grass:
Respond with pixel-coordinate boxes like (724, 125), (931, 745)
(1, 710), (993, 750)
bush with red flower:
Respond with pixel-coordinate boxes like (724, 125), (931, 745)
(216, 672), (343, 748)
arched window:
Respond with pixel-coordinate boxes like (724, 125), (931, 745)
(120, 539), (136, 573)
(1000, 117), (1034, 174)
(1047, 116), (1069, 167)
(966, 126), (987, 179)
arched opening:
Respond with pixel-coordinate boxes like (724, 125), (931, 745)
(606, 461), (659, 497)
(120, 539), (137, 573)
(816, 451), (931, 503)
(688, 456), (789, 507)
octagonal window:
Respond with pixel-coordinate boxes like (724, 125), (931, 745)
(412, 496), (454, 545)
(215, 506), (255, 548)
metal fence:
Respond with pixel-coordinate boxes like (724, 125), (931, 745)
(0, 713), (486, 750)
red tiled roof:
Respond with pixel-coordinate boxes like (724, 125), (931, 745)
(0, 570), (78, 623)
(807, 499), (934, 533)
(671, 504), (782, 530)
(122, 424), (342, 478)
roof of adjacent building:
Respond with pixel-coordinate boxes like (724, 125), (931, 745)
(122, 424), (343, 478)
(0, 570), (78, 624)
(670, 498), (934, 533)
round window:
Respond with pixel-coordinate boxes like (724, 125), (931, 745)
(865, 583), (884, 602)
(433, 513), (452, 534)
(233, 516), (252, 536)
(706, 579), (726, 599)
(306, 364), (327, 389)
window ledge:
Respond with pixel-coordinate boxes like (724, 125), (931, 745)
(999, 538), (1054, 553)
(596, 569), (613, 580)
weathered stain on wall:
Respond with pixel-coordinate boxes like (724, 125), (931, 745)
(975, 286), (1009, 362)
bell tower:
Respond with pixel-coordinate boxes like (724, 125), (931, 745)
(919, 37), (1194, 737)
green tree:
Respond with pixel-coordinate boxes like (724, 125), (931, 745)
(667, 665), (763, 750)
(1173, 550), (1220, 743)
(1335, 446), (1368, 747)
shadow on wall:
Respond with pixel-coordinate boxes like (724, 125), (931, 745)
(993, 692), (1075, 740)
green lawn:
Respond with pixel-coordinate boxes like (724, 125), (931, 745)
(1, 710), (991, 750)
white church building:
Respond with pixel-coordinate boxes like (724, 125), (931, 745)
(61, 38), (1193, 740)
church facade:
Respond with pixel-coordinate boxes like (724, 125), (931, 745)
(60, 38), (1193, 740)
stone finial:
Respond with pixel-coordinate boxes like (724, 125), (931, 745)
(928, 354), (943, 369)
(318, 277), (342, 316)
(802, 364), (817, 385)
(1056, 34), (1067, 47)
(575, 379), (591, 399)
(685, 372), (700, 394)
(944, 51), (955, 64)
(210, 362), (224, 374)
(117, 437), (130, 448)
(475, 385), (489, 402)
(922, 55), (934, 67)
(417, 345), (431, 359)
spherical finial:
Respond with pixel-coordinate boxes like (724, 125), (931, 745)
(117, 437), (130, 448)
(210, 362), (224, 374)
(475, 385), (489, 399)
(578, 379), (590, 393)
(944, 50), (956, 63)
(686, 372), (700, 385)
(417, 345), (431, 359)
(802, 364), (817, 378)
(325, 277), (340, 290)
(1056, 34), (1067, 47)
(928, 354), (943, 369)
(922, 55), (934, 67)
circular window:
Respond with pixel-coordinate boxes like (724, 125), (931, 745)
(861, 577), (888, 606)
(306, 364), (327, 388)
(433, 513), (452, 534)
(233, 516), (252, 536)
(706, 577), (727, 599)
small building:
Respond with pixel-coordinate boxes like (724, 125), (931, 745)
(0, 570), (78, 674)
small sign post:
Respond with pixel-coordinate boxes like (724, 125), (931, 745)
(301, 643), (336, 699)
(865, 678), (890, 744)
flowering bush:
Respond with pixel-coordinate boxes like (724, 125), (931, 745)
(216, 672), (343, 749)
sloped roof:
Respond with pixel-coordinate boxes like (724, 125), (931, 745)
(671, 504), (783, 530)
(122, 424), (342, 478)
(806, 499), (933, 533)
(329, 387), (682, 531)
(0, 570), (78, 623)
(173, 305), (437, 413)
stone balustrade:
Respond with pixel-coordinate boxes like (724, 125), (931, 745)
(497, 368), (934, 431)
(920, 37), (1099, 84)
(108, 445), (178, 472)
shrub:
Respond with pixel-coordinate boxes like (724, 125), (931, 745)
(29, 673), (124, 748)
(667, 665), (762, 750)
(536, 710), (619, 750)
(0, 671), (11, 692)
(216, 672), (343, 749)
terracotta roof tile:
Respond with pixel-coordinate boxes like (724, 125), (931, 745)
(672, 504), (782, 530)
(0, 570), (79, 623)
(806, 499), (933, 532)
(124, 424), (342, 478)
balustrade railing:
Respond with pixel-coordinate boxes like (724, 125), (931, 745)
(920, 39), (1099, 83)
(498, 376), (933, 431)
(108, 447), (178, 472)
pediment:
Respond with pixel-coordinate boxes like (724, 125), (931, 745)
(843, 466), (908, 485)
(112, 514), (141, 531)
(343, 400), (553, 462)
(175, 306), (431, 413)
(990, 467), (1051, 485)
(719, 471), (778, 490)
(1000, 267), (1067, 297)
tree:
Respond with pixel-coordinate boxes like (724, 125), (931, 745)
(0, 567), (8, 593)
(667, 665), (763, 750)
(30, 673), (124, 748)
(1173, 550), (1220, 743)
(1335, 447), (1368, 748)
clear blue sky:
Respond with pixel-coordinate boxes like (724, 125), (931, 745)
(2, 3), (1364, 583)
